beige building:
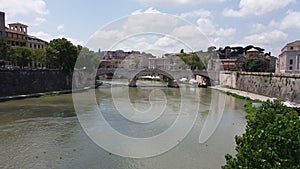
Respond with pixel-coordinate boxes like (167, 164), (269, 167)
(277, 40), (300, 73)
(0, 11), (47, 49)
(245, 48), (260, 58)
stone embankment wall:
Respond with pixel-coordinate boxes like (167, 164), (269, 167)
(0, 70), (72, 97)
(219, 72), (300, 103)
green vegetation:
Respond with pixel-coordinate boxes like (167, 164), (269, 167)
(242, 57), (268, 72)
(0, 37), (99, 73)
(220, 90), (250, 100)
(223, 100), (300, 169)
(39, 93), (60, 98)
(179, 53), (206, 70)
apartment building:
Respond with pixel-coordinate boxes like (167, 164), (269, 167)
(277, 40), (300, 73)
(0, 11), (47, 49)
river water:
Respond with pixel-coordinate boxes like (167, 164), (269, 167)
(0, 81), (247, 169)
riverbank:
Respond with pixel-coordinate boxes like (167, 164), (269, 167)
(210, 86), (271, 102)
(0, 87), (93, 102)
(210, 85), (300, 113)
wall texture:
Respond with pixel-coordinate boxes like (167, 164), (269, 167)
(220, 72), (300, 103)
(0, 70), (72, 97)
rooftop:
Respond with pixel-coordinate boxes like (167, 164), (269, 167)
(247, 48), (259, 52)
(8, 22), (28, 27)
(281, 40), (300, 51)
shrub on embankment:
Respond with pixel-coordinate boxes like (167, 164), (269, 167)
(222, 100), (300, 169)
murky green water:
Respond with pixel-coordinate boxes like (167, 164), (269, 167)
(0, 82), (246, 169)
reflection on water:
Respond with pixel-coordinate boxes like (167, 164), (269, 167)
(0, 84), (246, 169)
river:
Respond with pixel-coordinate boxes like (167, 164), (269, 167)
(0, 81), (247, 169)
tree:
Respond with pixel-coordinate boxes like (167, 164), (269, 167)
(76, 47), (99, 72)
(45, 45), (59, 69)
(10, 47), (32, 68)
(242, 57), (268, 72)
(207, 46), (216, 52)
(47, 38), (78, 72)
(178, 53), (205, 70)
(0, 38), (10, 64)
(223, 100), (300, 169)
(32, 48), (46, 68)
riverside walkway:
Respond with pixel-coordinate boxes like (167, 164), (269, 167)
(210, 86), (272, 102)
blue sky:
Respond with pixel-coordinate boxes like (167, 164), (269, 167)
(0, 0), (300, 56)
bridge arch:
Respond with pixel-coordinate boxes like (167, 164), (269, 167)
(192, 70), (218, 86)
(193, 73), (211, 86)
(128, 69), (179, 88)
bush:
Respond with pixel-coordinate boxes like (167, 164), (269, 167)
(222, 100), (300, 169)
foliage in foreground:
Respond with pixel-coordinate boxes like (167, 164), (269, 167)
(223, 100), (300, 169)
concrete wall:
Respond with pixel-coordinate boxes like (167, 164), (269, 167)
(0, 70), (72, 97)
(220, 72), (300, 103)
(219, 71), (237, 88)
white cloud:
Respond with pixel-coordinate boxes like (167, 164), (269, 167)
(132, 7), (161, 15)
(179, 9), (212, 19)
(57, 24), (65, 32)
(196, 18), (216, 35)
(87, 9), (213, 55)
(243, 30), (288, 45)
(223, 0), (295, 17)
(247, 10), (300, 33)
(240, 30), (288, 56)
(30, 31), (84, 46)
(31, 17), (46, 26)
(215, 28), (236, 37)
(280, 11), (300, 29)
(138, 0), (225, 5)
(0, 0), (49, 17)
(192, 11), (236, 46)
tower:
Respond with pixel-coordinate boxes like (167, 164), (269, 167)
(0, 11), (5, 38)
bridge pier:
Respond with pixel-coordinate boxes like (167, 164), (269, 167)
(128, 79), (137, 87)
(167, 79), (179, 88)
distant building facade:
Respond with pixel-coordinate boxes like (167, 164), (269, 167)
(277, 40), (300, 73)
(211, 45), (276, 72)
(0, 11), (47, 49)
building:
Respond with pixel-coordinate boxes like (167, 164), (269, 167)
(245, 48), (260, 58)
(0, 12), (5, 38)
(5, 23), (28, 47)
(0, 11), (47, 49)
(277, 40), (300, 73)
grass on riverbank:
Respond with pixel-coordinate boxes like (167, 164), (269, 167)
(39, 93), (60, 98)
(219, 90), (251, 100)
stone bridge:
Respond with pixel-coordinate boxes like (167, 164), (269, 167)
(97, 68), (219, 87)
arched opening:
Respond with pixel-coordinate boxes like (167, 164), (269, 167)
(128, 69), (179, 88)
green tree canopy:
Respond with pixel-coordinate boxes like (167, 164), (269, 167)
(242, 57), (268, 72)
(223, 100), (300, 169)
(178, 53), (206, 70)
(76, 47), (100, 72)
(10, 47), (32, 68)
(47, 38), (78, 72)
(0, 38), (11, 63)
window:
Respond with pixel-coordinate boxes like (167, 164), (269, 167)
(291, 46), (294, 50)
(297, 54), (300, 70)
(290, 59), (293, 65)
(289, 66), (293, 70)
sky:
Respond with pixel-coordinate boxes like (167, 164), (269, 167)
(0, 0), (300, 57)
